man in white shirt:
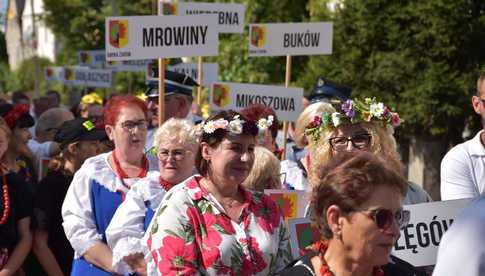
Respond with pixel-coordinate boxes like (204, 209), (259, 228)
(441, 72), (485, 200)
(433, 197), (485, 276)
(28, 108), (74, 176)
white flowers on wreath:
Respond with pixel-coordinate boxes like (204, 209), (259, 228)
(257, 115), (274, 134)
(199, 114), (273, 136)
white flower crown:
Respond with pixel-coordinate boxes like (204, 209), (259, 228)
(257, 115), (274, 133)
(197, 114), (274, 136)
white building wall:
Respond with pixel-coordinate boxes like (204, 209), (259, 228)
(21, 0), (56, 62)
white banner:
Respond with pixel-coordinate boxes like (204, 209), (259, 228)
(62, 67), (113, 88)
(210, 82), (303, 122)
(392, 198), (472, 267)
(105, 15), (219, 61)
(166, 63), (218, 87)
(44, 66), (65, 82)
(162, 2), (245, 33)
(248, 22), (333, 57)
(107, 59), (153, 72)
(78, 50), (106, 68)
(287, 198), (472, 265)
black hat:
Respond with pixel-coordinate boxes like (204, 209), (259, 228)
(308, 77), (352, 103)
(145, 70), (199, 98)
(54, 118), (107, 147)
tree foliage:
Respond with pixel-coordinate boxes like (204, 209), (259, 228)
(303, 0), (485, 139)
(42, 0), (485, 140)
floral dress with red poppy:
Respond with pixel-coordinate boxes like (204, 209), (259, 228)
(144, 175), (293, 276)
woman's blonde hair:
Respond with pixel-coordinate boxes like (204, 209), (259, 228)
(294, 102), (335, 148)
(153, 118), (198, 153)
(310, 122), (403, 187)
(242, 146), (281, 191)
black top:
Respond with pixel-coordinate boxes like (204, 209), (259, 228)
(277, 252), (425, 276)
(0, 172), (33, 252)
(33, 169), (74, 275)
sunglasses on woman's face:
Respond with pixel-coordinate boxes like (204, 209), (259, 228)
(357, 208), (410, 230)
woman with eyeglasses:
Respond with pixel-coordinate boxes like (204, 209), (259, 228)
(106, 118), (197, 275)
(278, 152), (410, 276)
(145, 110), (292, 275)
(306, 97), (431, 205)
(62, 95), (158, 276)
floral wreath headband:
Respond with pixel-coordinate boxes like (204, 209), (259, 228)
(146, 115), (273, 156)
(195, 114), (274, 137)
(4, 104), (30, 129)
(305, 97), (402, 143)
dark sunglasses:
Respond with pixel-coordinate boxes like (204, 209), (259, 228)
(358, 208), (410, 230)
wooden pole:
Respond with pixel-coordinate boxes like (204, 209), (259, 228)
(157, 1), (166, 124)
(197, 56), (203, 105)
(281, 55), (292, 160)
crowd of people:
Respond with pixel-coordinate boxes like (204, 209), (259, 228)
(0, 70), (484, 276)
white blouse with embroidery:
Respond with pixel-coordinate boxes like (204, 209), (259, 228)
(61, 152), (158, 259)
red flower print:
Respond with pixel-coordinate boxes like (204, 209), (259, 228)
(250, 194), (281, 234)
(157, 235), (197, 276)
(200, 245), (220, 269)
(216, 262), (236, 276)
(186, 178), (203, 200)
(186, 208), (224, 268)
(239, 237), (267, 274)
(214, 213), (236, 235)
(201, 212), (223, 247)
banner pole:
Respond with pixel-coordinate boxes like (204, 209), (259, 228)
(281, 55), (292, 160)
(157, 1), (166, 124)
(197, 56), (203, 105)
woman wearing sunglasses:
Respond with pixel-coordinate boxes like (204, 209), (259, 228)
(279, 152), (410, 276)
(106, 118), (197, 275)
(306, 97), (431, 205)
(62, 95), (158, 275)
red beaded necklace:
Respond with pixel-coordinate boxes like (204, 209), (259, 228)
(0, 173), (9, 225)
(313, 240), (385, 276)
(112, 150), (148, 190)
(159, 177), (174, 191)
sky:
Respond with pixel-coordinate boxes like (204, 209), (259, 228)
(0, 0), (8, 32)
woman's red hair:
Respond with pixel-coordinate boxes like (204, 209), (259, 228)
(103, 95), (148, 125)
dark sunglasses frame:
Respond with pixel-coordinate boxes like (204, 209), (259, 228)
(358, 208), (410, 230)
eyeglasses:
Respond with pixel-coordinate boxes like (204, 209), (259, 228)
(119, 120), (148, 132)
(158, 148), (191, 161)
(357, 208), (410, 230)
(329, 133), (371, 151)
(479, 98), (485, 105)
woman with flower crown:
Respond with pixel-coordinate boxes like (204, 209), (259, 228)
(304, 97), (431, 205)
(0, 117), (33, 275)
(144, 110), (292, 275)
(62, 95), (158, 275)
(106, 118), (198, 276)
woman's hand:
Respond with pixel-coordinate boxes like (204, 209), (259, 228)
(123, 253), (147, 276)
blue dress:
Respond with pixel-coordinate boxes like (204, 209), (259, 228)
(62, 152), (158, 276)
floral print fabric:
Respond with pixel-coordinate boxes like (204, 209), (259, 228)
(145, 176), (292, 275)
